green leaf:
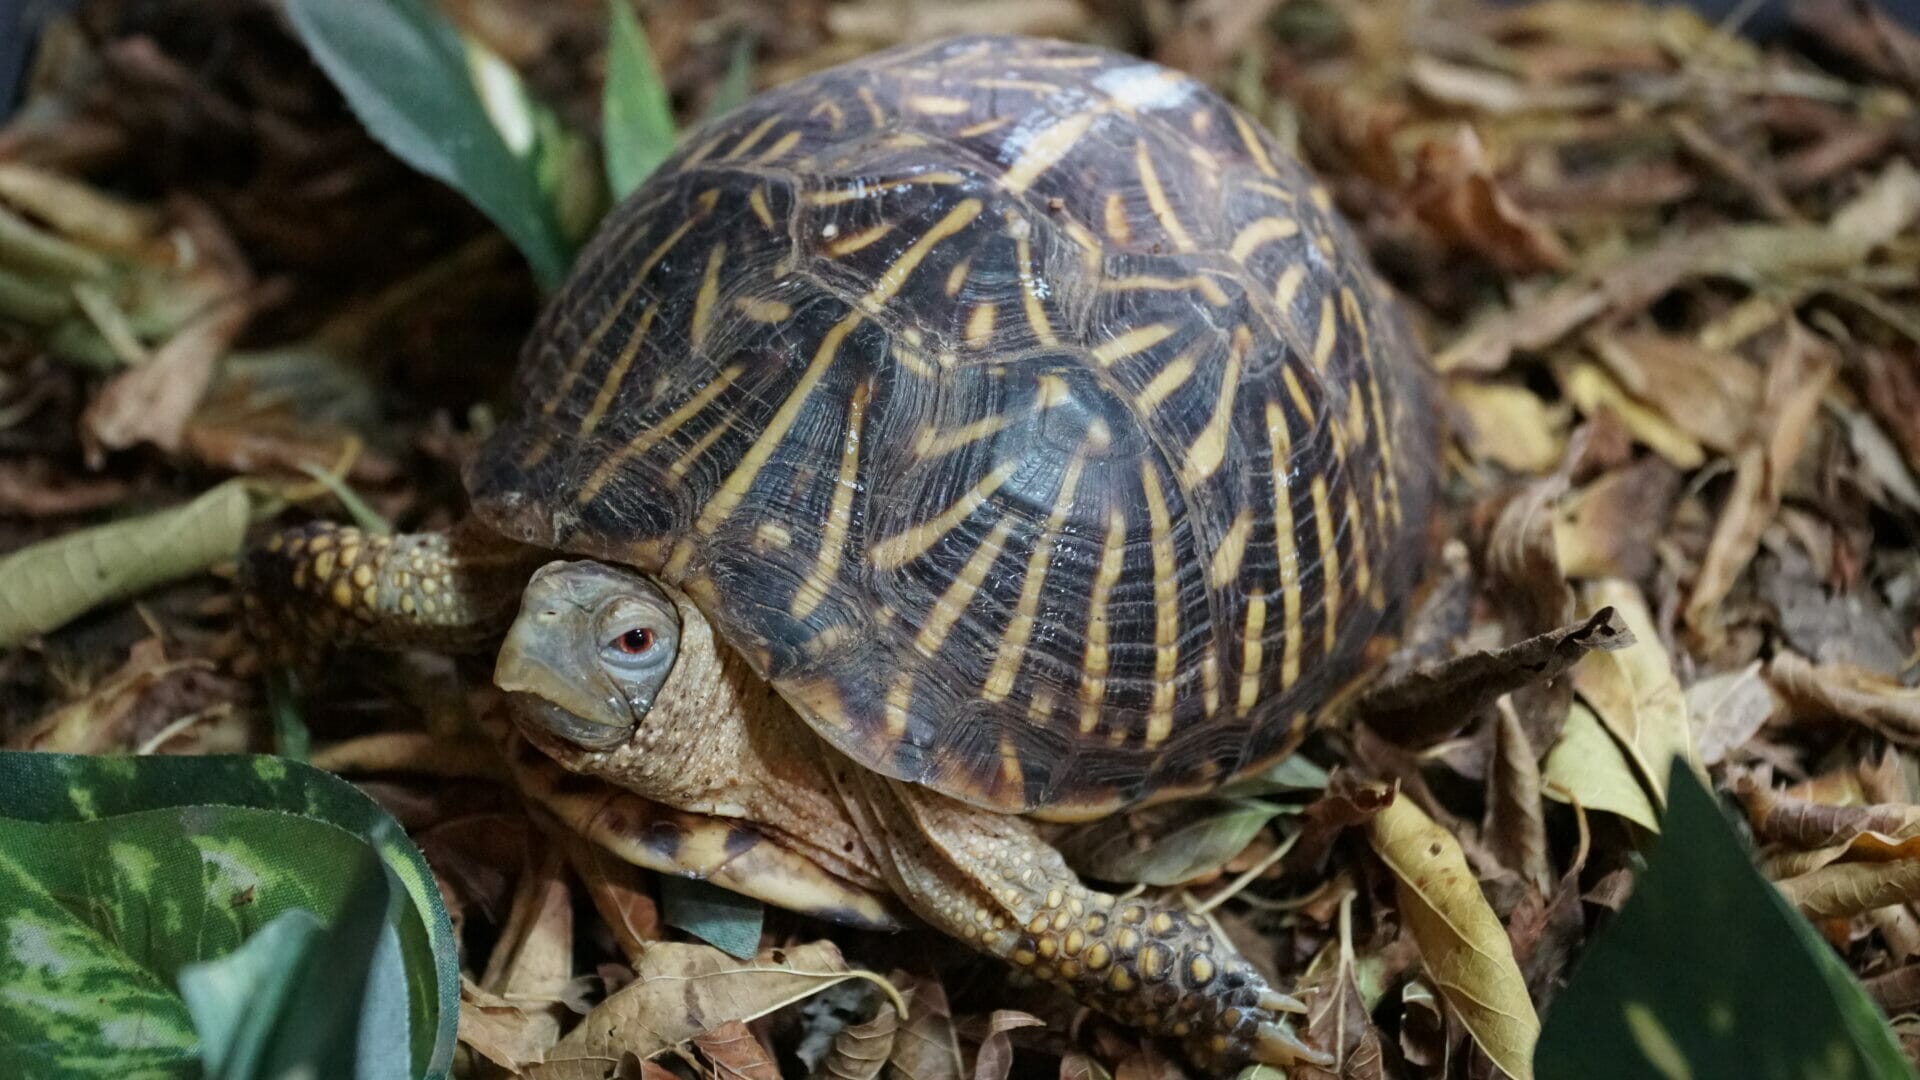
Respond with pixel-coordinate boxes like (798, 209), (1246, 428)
(1217, 754), (1331, 798)
(0, 752), (457, 1080)
(702, 33), (757, 123)
(1058, 798), (1289, 887)
(1536, 760), (1911, 1080)
(285, 0), (570, 289)
(0, 479), (257, 647)
(660, 875), (765, 959)
(603, 0), (679, 200)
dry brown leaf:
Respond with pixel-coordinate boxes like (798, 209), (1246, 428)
(1778, 857), (1920, 921)
(1586, 329), (1763, 453)
(1557, 360), (1706, 469)
(886, 975), (964, 1080)
(812, 1002), (899, 1080)
(1357, 608), (1633, 746)
(460, 977), (566, 1073)
(970, 1011), (1046, 1080)
(533, 942), (893, 1077)
(1685, 325), (1837, 638)
(1574, 579), (1698, 809)
(12, 637), (239, 753)
(561, 830), (663, 964)
(80, 294), (252, 463)
(1368, 793), (1539, 1079)
(1292, 953), (1388, 1080)
(482, 841), (575, 1000)
(1770, 652), (1920, 745)
(1487, 702), (1551, 892)
(1448, 381), (1568, 474)
(1542, 703), (1662, 833)
(1733, 771), (1920, 848)
(1408, 127), (1572, 274)
(695, 1020), (781, 1080)
(1553, 459), (1682, 581)
(1686, 662), (1777, 767)
(1057, 1052), (1112, 1080)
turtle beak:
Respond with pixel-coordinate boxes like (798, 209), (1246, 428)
(494, 565), (636, 750)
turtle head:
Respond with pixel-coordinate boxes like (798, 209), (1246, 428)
(495, 560), (681, 750)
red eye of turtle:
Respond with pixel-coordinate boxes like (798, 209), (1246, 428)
(612, 627), (654, 655)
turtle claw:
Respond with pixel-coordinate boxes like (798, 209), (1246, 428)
(1254, 1021), (1334, 1068)
(1257, 988), (1310, 1015)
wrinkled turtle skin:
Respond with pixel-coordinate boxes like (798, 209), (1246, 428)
(244, 33), (1439, 1073)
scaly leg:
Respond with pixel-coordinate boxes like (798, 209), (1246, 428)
(835, 768), (1329, 1074)
(240, 520), (541, 660)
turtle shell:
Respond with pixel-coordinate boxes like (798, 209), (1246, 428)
(468, 34), (1438, 818)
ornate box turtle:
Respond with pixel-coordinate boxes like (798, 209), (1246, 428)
(244, 33), (1438, 1071)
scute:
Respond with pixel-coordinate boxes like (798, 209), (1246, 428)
(466, 34), (1438, 818)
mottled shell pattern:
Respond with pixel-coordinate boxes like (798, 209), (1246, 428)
(469, 34), (1439, 818)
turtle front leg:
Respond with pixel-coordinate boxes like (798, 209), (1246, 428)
(838, 771), (1329, 1074)
(240, 519), (540, 661)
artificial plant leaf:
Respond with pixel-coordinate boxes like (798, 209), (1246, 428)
(661, 875), (766, 960)
(603, 0), (680, 199)
(285, 0), (570, 288)
(1536, 761), (1910, 1078)
(0, 751), (457, 1079)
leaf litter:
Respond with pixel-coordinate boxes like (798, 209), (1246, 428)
(5, 0), (1920, 1075)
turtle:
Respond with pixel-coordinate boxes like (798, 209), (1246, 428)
(242, 33), (1439, 1072)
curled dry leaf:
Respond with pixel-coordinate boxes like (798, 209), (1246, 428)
(559, 831), (662, 965)
(1553, 458), (1682, 581)
(1778, 857), (1920, 922)
(1487, 702), (1551, 893)
(887, 975), (965, 1080)
(1685, 325), (1838, 640)
(461, 976), (565, 1073)
(482, 841), (574, 1000)
(1733, 771), (1920, 849)
(1769, 652), (1920, 746)
(810, 1001), (898, 1080)
(532, 942), (897, 1077)
(1585, 329), (1762, 454)
(1573, 580), (1698, 810)
(1407, 126), (1572, 274)
(695, 1020), (781, 1080)
(970, 1010), (1046, 1080)
(80, 294), (253, 463)
(1357, 608), (1633, 747)
(1556, 360), (1706, 470)
(1368, 793), (1539, 1079)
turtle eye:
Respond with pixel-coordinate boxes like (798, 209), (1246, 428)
(612, 627), (654, 655)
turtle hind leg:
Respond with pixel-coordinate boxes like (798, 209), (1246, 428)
(838, 771), (1330, 1075)
(240, 519), (538, 661)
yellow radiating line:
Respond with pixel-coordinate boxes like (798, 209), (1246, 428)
(1103, 193), (1131, 244)
(809, 98), (845, 132)
(792, 382), (871, 620)
(1011, 219), (1056, 345)
(984, 455), (1086, 702)
(944, 255), (972, 297)
(722, 115), (781, 160)
(914, 413), (1010, 458)
(1242, 178), (1299, 204)
(863, 199), (982, 310)
(1273, 264), (1307, 313)
(1231, 111), (1279, 179)
(1281, 363), (1314, 422)
(1209, 508), (1254, 589)
(690, 243), (726, 353)
(805, 173), (966, 206)
(956, 116), (1013, 138)
(578, 301), (660, 435)
(1141, 463), (1179, 748)
(1312, 474), (1340, 657)
(579, 364), (743, 503)
(667, 413), (732, 478)
(1003, 112), (1095, 194)
(692, 312), (863, 540)
(1135, 139), (1195, 251)
(964, 303), (997, 349)
(1135, 344), (1200, 410)
(749, 186), (776, 229)
(856, 86), (887, 127)
(1238, 591), (1267, 716)
(870, 458), (1020, 570)
(755, 130), (802, 164)
(735, 297), (792, 323)
(827, 222), (895, 257)
(1078, 507), (1128, 733)
(1267, 400), (1302, 690)
(1367, 372), (1403, 529)
(915, 516), (1017, 654)
(570, 191), (717, 393)
(908, 95), (972, 114)
(1183, 326), (1250, 485)
(1229, 216), (1301, 262)
(1103, 274), (1230, 307)
(1312, 297), (1338, 370)
(1092, 323), (1174, 367)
